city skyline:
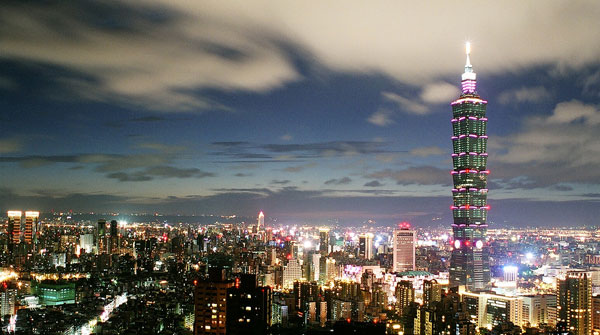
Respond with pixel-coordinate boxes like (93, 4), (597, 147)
(2, 1), (600, 226)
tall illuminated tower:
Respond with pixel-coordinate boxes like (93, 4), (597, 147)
(24, 211), (39, 245)
(257, 211), (264, 232)
(449, 43), (491, 291)
(7, 211), (22, 251)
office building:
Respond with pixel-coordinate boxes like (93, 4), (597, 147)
(558, 271), (592, 335)
(7, 211), (21, 248)
(319, 228), (330, 255)
(449, 43), (491, 291)
(109, 219), (119, 254)
(97, 219), (106, 254)
(194, 269), (234, 335)
(24, 211), (38, 245)
(282, 258), (302, 289)
(226, 274), (272, 335)
(393, 224), (415, 273)
(395, 280), (414, 317)
(359, 233), (373, 260)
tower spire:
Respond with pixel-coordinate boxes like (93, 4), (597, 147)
(465, 42), (472, 72)
(461, 42), (476, 93)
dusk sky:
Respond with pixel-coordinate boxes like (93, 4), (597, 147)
(1, 1), (600, 226)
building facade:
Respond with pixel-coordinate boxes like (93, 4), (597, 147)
(449, 43), (491, 291)
(393, 226), (415, 273)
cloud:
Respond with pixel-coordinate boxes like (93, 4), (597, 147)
(324, 177), (352, 185)
(410, 146), (444, 157)
(493, 100), (600, 187)
(498, 86), (552, 104)
(280, 134), (293, 141)
(2, 1), (600, 113)
(0, 2), (298, 111)
(367, 166), (450, 186)
(364, 180), (383, 187)
(271, 179), (291, 185)
(135, 142), (186, 153)
(283, 162), (316, 173)
(382, 92), (428, 115)
(0, 138), (24, 154)
(264, 141), (393, 156)
(367, 109), (394, 126)
(234, 173), (252, 177)
(106, 165), (215, 182)
(420, 82), (460, 104)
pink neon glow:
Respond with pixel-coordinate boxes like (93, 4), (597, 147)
(480, 170), (490, 174)
(452, 189), (458, 192)
(469, 152), (477, 155)
(469, 134), (478, 138)
(468, 116), (478, 120)
(451, 171), (458, 175)
(451, 153), (458, 157)
(459, 152), (466, 156)
(458, 116), (466, 121)
(480, 117), (488, 121)
(469, 188), (477, 191)
(451, 136), (458, 140)
(451, 118), (458, 123)
(480, 135), (488, 138)
(459, 188), (466, 191)
(459, 134), (466, 139)
(451, 97), (488, 105)
(481, 189), (488, 192)
(481, 153), (488, 156)
(450, 206), (458, 210)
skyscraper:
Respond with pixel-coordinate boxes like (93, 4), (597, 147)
(24, 211), (39, 245)
(194, 269), (234, 335)
(109, 220), (118, 254)
(257, 211), (264, 232)
(393, 223), (415, 273)
(449, 43), (491, 291)
(226, 274), (272, 335)
(358, 233), (373, 260)
(7, 211), (21, 251)
(97, 219), (106, 254)
(558, 271), (592, 335)
(319, 228), (330, 255)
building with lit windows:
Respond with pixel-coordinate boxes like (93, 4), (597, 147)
(226, 274), (272, 335)
(449, 43), (491, 291)
(96, 219), (106, 254)
(393, 224), (415, 273)
(359, 233), (373, 260)
(194, 269), (234, 335)
(282, 258), (302, 289)
(37, 282), (76, 306)
(7, 211), (21, 249)
(558, 271), (592, 335)
(319, 228), (330, 255)
(24, 211), (38, 245)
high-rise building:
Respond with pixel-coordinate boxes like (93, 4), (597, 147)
(395, 280), (414, 317)
(283, 258), (303, 289)
(7, 211), (21, 248)
(393, 224), (415, 273)
(96, 219), (106, 254)
(449, 43), (491, 291)
(0, 287), (17, 316)
(226, 274), (272, 335)
(558, 271), (592, 335)
(423, 279), (442, 307)
(358, 233), (373, 260)
(109, 220), (119, 254)
(257, 211), (264, 233)
(319, 228), (330, 255)
(24, 211), (39, 245)
(194, 269), (234, 335)
(79, 234), (94, 254)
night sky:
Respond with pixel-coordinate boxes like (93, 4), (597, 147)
(1, 1), (600, 226)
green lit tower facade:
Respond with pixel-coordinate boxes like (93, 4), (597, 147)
(449, 43), (491, 291)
